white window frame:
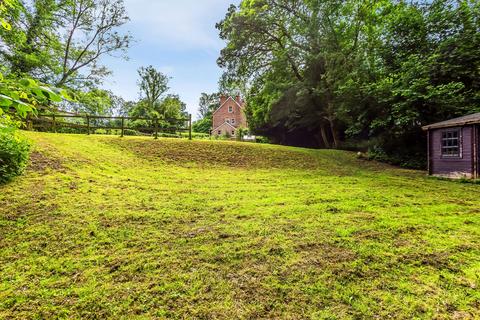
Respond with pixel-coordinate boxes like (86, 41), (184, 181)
(231, 118), (235, 125)
(441, 129), (462, 158)
(228, 106), (233, 113)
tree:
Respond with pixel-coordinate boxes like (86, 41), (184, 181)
(159, 94), (187, 120)
(217, 0), (480, 167)
(56, 0), (131, 87)
(197, 92), (219, 119)
(193, 92), (219, 134)
(0, 0), (70, 119)
(0, 0), (131, 89)
(136, 65), (169, 116)
(192, 117), (212, 134)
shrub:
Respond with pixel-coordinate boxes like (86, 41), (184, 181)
(255, 136), (270, 144)
(0, 119), (31, 184)
(95, 129), (107, 135)
(123, 129), (140, 136)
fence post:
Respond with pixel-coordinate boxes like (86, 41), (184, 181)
(26, 113), (32, 130)
(154, 117), (158, 140)
(52, 114), (56, 133)
(121, 117), (125, 137)
(188, 114), (192, 140)
(86, 115), (90, 135)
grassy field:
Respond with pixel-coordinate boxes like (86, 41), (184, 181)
(1, 132), (479, 319)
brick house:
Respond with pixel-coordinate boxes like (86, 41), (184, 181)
(211, 95), (247, 137)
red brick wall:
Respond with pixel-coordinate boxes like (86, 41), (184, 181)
(212, 96), (247, 134)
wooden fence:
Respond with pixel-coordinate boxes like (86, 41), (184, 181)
(26, 113), (193, 140)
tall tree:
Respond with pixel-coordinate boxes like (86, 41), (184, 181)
(136, 65), (169, 114)
(197, 92), (219, 119)
(193, 92), (219, 134)
(218, 0), (480, 167)
(56, 0), (131, 87)
(0, 0), (131, 89)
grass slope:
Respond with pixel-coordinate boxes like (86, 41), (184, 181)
(1, 132), (479, 319)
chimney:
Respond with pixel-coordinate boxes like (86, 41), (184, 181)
(235, 95), (241, 103)
(220, 95), (228, 106)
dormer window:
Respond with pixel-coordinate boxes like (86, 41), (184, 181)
(228, 106), (233, 113)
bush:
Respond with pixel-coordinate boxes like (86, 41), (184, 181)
(255, 136), (270, 144)
(95, 128), (107, 135)
(0, 119), (31, 184)
(367, 145), (426, 170)
(123, 129), (140, 136)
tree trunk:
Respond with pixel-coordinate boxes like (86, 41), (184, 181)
(320, 125), (331, 148)
(327, 117), (339, 149)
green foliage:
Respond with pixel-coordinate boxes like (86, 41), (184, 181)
(0, 117), (30, 183)
(135, 66), (170, 116)
(0, 0), (131, 88)
(218, 0), (480, 168)
(192, 117), (212, 134)
(193, 92), (219, 134)
(255, 135), (270, 144)
(123, 129), (140, 136)
(0, 0), (15, 31)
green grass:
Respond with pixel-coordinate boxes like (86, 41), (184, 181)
(1, 132), (479, 319)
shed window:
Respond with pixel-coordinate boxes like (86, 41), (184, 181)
(228, 106), (233, 113)
(441, 130), (461, 157)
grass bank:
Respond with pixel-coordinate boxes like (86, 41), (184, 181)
(1, 132), (479, 319)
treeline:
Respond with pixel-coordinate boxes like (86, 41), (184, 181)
(0, 0), (186, 183)
(0, 0), (187, 120)
(217, 0), (480, 168)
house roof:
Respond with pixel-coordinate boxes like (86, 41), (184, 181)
(212, 121), (237, 132)
(422, 112), (480, 130)
(212, 96), (244, 116)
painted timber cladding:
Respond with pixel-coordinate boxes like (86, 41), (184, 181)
(429, 126), (475, 178)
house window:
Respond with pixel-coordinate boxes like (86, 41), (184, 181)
(231, 118), (235, 125)
(232, 130), (235, 135)
(226, 119), (230, 124)
(228, 106), (233, 113)
(441, 129), (461, 157)
(218, 130), (221, 135)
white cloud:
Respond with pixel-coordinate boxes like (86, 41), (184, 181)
(125, 0), (233, 51)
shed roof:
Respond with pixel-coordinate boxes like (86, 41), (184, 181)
(422, 112), (480, 130)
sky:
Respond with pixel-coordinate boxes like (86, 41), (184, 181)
(100, 0), (240, 119)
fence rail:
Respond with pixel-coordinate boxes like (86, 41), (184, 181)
(26, 112), (193, 140)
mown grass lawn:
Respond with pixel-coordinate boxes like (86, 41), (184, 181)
(1, 132), (479, 319)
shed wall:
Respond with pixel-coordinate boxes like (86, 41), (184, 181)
(430, 126), (474, 178)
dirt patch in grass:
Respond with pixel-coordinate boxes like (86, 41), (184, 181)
(294, 242), (357, 268)
(27, 151), (64, 172)
(110, 139), (324, 170)
(399, 251), (459, 272)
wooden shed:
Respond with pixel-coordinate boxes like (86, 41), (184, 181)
(422, 113), (480, 179)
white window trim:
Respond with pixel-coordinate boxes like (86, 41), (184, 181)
(441, 128), (463, 159)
